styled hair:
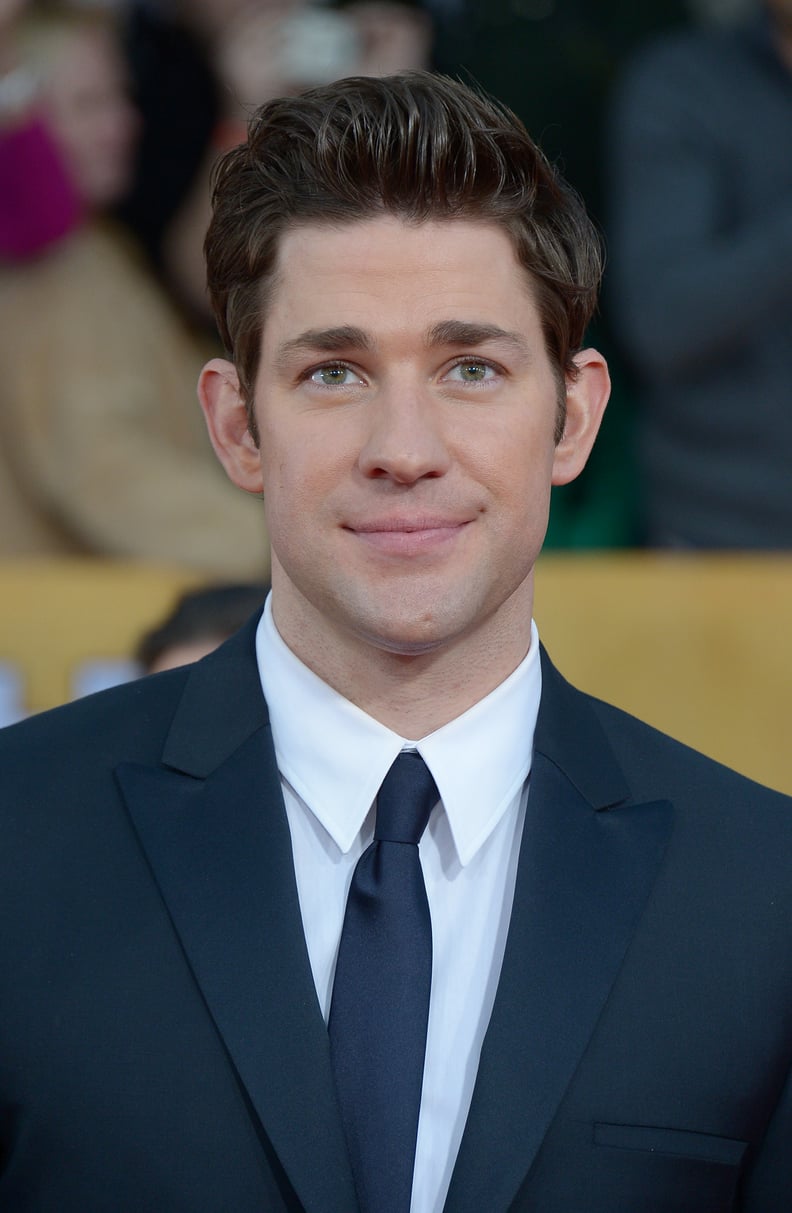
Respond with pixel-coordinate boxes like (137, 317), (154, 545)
(205, 70), (603, 440)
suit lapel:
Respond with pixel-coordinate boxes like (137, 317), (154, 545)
(445, 651), (673, 1213)
(115, 620), (358, 1213)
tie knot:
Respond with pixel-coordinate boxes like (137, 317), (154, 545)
(374, 751), (438, 845)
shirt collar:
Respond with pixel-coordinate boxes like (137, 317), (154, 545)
(256, 594), (542, 866)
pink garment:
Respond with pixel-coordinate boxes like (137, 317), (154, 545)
(0, 116), (82, 259)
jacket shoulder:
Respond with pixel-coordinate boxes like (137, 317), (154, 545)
(0, 667), (191, 784)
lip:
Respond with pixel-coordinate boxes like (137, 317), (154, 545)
(345, 517), (471, 556)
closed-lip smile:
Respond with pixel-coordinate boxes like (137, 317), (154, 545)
(345, 516), (472, 555)
(349, 516), (469, 533)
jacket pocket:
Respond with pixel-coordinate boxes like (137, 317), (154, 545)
(593, 1122), (747, 1167)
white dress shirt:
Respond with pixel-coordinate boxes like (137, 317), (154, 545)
(256, 597), (542, 1213)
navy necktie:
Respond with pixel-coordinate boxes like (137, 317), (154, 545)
(329, 751), (437, 1213)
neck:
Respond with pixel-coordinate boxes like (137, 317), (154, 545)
(335, 640), (533, 739)
(271, 587), (535, 739)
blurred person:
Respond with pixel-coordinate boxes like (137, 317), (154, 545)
(113, 0), (241, 305)
(0, 70), (790, 1213)
(607, 0), (792, 547)
(116, 0), (432, 324)
(430, 0), (688, 253)
(0, 0), (81, 258)
(135, 579), (269, 672)
(0, 4), (270, 576)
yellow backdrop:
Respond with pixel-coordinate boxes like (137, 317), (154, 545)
(1, 554), (791, 794)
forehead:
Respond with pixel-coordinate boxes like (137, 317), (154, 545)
(264, 215), (541, 342)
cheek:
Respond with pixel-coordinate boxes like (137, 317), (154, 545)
(480, 457), (555, 556)
(260, 413), (355, 496)
(469, 421), (556, 500)
(259, 437), (332, 539)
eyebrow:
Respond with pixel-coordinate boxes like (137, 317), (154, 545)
(274, 319), (532, 369)
(275, 326), (373, 370)
(425, 320), (531, 355)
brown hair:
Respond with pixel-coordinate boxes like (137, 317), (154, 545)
(205, 70), (603, 441)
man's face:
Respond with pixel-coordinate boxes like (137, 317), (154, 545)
(202, 216), (607, 672)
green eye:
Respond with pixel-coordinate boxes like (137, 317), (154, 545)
(317, 366), (350, 385)
(458, 363), (488, 381)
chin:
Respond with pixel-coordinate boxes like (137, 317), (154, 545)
(355, 608), (470, 659)
(370, 632), (449, 659)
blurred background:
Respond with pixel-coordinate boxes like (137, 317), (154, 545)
(1, 0), (790, 790)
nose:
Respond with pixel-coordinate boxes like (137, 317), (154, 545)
(357, 381), (452, 485)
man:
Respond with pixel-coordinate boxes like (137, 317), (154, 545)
(0, 72), (790, 1213)
(607, 0), (792, 547)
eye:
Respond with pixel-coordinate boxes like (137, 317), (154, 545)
(308, 363), (362, 387)
(445, 360), (497, 384)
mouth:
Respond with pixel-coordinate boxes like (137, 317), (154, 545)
(345, 517), (471, 556)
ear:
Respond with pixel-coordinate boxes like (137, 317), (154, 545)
(198, 358), (264, 495)
(551, 348), (611, 486)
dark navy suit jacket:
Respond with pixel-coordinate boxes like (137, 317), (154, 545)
(1, 616), (791, 1211)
